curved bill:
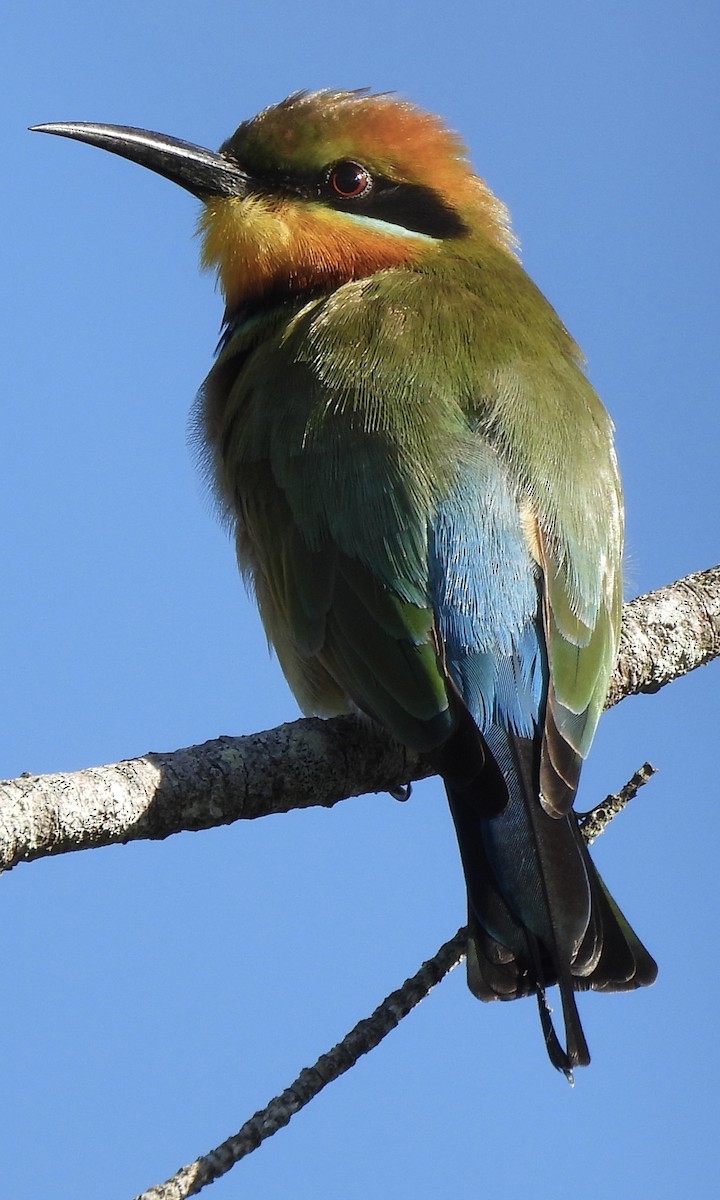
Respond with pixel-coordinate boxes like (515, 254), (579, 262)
(30, 122), (249, 200)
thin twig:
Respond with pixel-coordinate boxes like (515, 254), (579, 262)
(578, 762), (657, 842)
(134, 929), (467, 1200)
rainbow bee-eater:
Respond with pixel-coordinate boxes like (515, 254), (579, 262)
(33, 90), (657, 1076)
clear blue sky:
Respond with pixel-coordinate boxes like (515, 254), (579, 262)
(3, 3), (719, 1198)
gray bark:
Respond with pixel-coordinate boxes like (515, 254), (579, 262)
(2, 565), (719, 875)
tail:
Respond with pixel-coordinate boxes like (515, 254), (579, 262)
(446, 725), (657, 1078)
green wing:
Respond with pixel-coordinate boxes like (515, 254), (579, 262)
(199, 286), (460, 752)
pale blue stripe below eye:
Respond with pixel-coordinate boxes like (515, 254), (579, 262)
(339, 210), (438, 241)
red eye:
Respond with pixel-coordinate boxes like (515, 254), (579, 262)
(328, 160), (371, 199)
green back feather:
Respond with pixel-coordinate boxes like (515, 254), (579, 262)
(198, 246), (622, 764)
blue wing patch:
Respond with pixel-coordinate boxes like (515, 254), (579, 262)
(428, 444), (547, 737)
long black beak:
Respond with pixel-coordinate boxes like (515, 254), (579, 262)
(30, 122), (249, 200)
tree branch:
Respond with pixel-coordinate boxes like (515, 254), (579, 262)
(2, 566), (719, 874)
(605, 564), (720, 707)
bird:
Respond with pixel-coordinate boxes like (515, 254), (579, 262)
(32, 90), (657, 1077)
